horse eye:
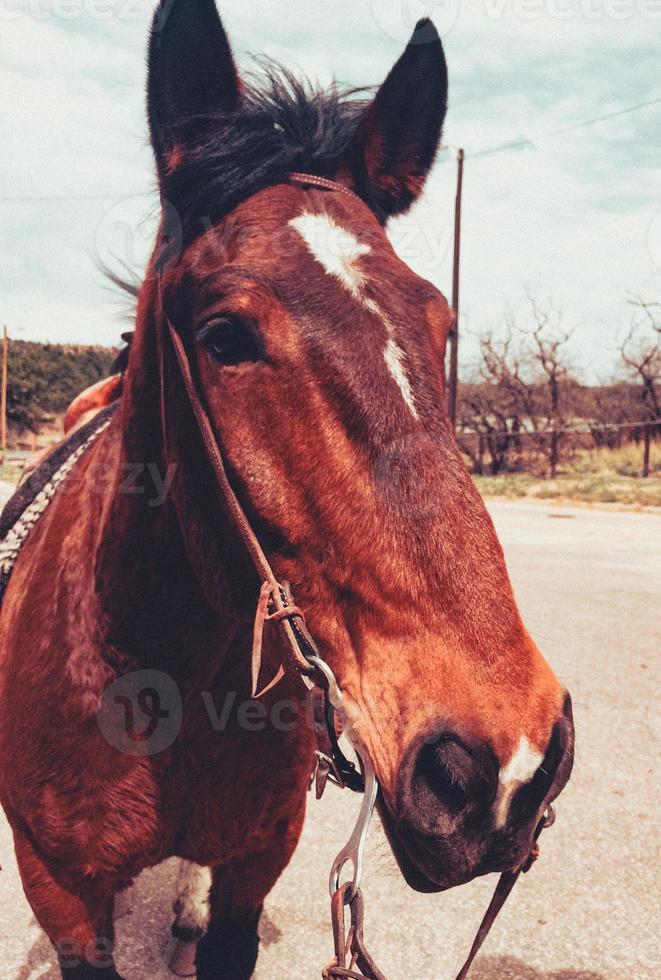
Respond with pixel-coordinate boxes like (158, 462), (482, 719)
(199, 316), (263, 365)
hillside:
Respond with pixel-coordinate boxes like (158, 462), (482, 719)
(7, 340), (117, 438)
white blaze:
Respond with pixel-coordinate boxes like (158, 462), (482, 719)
(383, 336), (417, 416)
(493, 735), (544, 829)
(289, 212), (369, 296)
(289, 211), (418, 417)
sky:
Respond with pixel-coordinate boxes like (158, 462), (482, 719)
(1, 0), (660, 382)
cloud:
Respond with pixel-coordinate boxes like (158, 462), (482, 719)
(0, 0), (659, 379)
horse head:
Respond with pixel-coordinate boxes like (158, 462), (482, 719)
(138, 0), (574, 894)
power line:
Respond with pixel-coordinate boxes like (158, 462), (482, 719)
(0, 190), (152, 204)
(2, 96), (659, 204)
(458, 418), (659, 439)
(468, 95), (661, 160)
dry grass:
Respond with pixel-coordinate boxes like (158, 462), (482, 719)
(1, 442), (659, 509)
(567, 441), (658, 478)
(0, 463), (25, 486)
(474, 441), (660, 508)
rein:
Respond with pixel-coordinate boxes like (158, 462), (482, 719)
(162, 172), (556, 979)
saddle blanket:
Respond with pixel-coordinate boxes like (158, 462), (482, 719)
(0, 405), (115, 603)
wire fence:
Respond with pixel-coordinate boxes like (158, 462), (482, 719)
(457, 418), (658, 440)
(456, 417), (659, 479)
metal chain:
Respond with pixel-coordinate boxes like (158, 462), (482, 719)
(300, 655), (387, 979)
(303, 655), (379, 901)
(322, 885), (387, 980)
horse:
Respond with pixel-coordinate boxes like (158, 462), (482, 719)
(0, 2), (574, 978)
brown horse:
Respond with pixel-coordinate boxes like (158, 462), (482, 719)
(0, 2), (574, 978)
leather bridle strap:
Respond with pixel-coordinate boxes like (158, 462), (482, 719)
(455, 871), (522, 980)
(166, 317), (317, 681)
(159, 172), (369, 763)
(164, 171), (357, 623)
(288, 171), (365, 205)
(455, 805), (554, 979)
(165, 305), (365, 787)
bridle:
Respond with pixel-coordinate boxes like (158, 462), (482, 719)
(162, 172), (556, 979)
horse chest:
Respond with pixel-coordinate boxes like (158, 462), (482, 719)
(166, 692), (315, 865)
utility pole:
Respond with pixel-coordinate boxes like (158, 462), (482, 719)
(0, 325), (7, 456)
(448, 148), (464, 428)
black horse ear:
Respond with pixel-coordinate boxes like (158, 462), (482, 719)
(147, 0), (241, 178)
(341, 18), (448, 221)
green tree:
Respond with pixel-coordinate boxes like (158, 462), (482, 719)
(7, 341), (116, 433)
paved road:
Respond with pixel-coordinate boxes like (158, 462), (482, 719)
(1, 500), (659, 979)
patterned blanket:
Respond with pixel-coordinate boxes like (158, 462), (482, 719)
(0, 405), (116, 602)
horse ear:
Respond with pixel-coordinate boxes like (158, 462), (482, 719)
(341, 18), (448, 221)
(147, 0), (241, 178)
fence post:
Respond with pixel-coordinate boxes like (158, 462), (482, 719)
(642, 422), (651, 478)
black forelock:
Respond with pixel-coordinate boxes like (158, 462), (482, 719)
(162, 62), (370, 239)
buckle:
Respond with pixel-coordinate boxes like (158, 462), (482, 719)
(311, 750), (347, 799)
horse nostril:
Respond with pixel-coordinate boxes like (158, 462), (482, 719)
(414, 739), (469, 812)
(410, 735), (497, 824)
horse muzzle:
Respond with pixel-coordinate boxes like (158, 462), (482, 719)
(380, 694), (575, 892)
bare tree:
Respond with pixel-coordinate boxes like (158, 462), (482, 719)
(482, 295), (575, 477)
(620, 296), (660, 476)
(458, 295), (576, 477)
(523, 292), (575, 478)
(457, 384), (518, 475)
(458, 328), (525, 475)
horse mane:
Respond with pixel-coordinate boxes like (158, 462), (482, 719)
(103, 65), (370, 347)
(96, 263), (138, 370)
(166, 62), (370, 235)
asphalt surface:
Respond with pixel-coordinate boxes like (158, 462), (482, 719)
(0, 497), (659, 979)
